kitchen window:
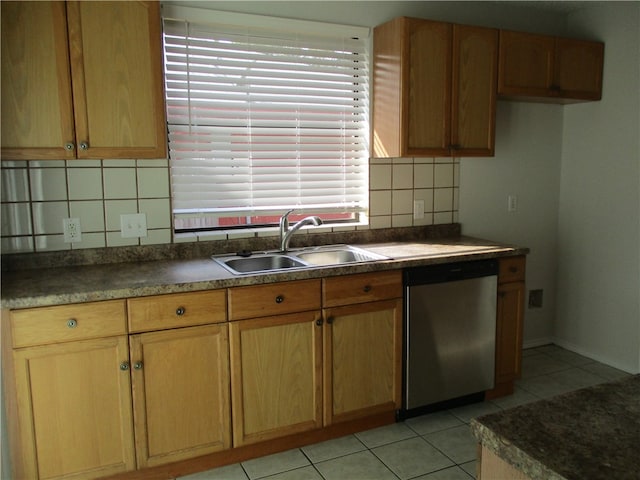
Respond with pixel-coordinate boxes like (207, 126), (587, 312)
(162, 8), (370, 232)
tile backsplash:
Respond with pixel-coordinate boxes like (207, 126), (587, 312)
(368, 157), (459, 229)
(0, 157), (458, 254)
(1, 159), (172, 253)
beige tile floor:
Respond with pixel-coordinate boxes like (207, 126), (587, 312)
(178, 344), (630, 480)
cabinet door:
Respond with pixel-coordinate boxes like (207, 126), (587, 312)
(495, 282), (525, 384)
(13, 336), (135, 480)
(323, 299), (402, 425)
(229, 312), (323, 446)
(0, 1), (76, 160)
(66, 1), (167, 158)
(451, 25), (498, 156)
(130, 324), (231, 468)
(498, 30), (555, 97)
(406, 19), (452, 155)
(554, 38), (604, 100)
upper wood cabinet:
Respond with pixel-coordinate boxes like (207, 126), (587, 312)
(0, 1), (167, 160)
(372, 17), (498, 158)
(498, 30), (604, 102)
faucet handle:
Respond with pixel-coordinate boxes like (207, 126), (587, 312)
(280, 209), (294, 228)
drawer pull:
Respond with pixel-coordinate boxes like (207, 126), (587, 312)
(134, 361), (144, 370)
(120, 362), (130, 371)
(67, 319), (78, 328)
(176, 306), (186, 316)
(275, 295), (284, 304)
(509, 266), (518, 273)
(363, 285), (372, 293)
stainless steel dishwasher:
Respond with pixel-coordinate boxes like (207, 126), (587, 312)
(402, 259), (498, 417)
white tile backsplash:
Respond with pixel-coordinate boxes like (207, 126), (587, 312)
(0, 156), (458, 254)
(30, 168), (68, 201)
(139, 198), (171, 229)
(68, 168), (103, 200)
(434, 164), (454, 188)
(370, 164), (392, 190)
(1, 168), (30, 202)
(1, 203), (32, 236)
(392, 189), (413, 215)
(137, 168), (170, 198)
(103, 168), (137, 199)
(69, 200), (105, 232)
(32, 202), (68, 235)
(392, 164), (413, 190)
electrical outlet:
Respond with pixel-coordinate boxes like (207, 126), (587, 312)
(508, 195), (518, 212)
(528, 289), (543, 308)
(120, 213), (147, 238)
(413, 200), (425, 220)
(63, 218), (82, 243)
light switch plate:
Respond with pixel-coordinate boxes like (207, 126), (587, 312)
(120, 213), (147, 238)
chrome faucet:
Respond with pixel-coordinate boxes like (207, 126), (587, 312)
(279, 209), (323, 252)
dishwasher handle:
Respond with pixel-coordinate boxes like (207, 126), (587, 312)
(404, 259), (498, 285)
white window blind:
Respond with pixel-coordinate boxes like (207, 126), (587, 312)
(162, 13), (370, 229)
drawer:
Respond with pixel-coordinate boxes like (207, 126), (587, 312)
(323, 270), (402, 308)
(228, 279), (321, 321)
(128, 290), (226, 333)
(499, 256), (526, 283)
(11, 300), (127, 348)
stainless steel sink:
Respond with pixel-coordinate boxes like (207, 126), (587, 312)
(212, 245), (389, 275)
(217, 254), (307, 274)
(294, 246), (388, 266)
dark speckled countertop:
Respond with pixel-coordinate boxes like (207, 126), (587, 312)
(471, 375), (640, 480)
(1, 235), (527, 309)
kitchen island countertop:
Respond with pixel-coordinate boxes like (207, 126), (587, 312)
(471, 375), (640, 480)
(1, 236), (527, 309)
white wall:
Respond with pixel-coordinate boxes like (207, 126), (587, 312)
(555, 3), (640, 373)
(458, 101), (563, 347)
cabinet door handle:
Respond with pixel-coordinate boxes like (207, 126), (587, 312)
(79, 141), (89, 150)
(326, 316), (334, 325)
(134, 361), (144, 370)
(65, 142), (75, 151)
(120, 362), (130, 371)
(67, 319), (78, 328)
(315, 318), (323, 326)
(275, 295), (284, 304)
(176, 306), (186, 316)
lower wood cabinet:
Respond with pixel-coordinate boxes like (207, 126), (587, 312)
(487, 256), (526, 398)
(323, 298), (403, 425)
(228, 272), (403, 446)
(229, 311), (323, 446)
(11, 335), (136, 480)
(130, 323), (231, 468)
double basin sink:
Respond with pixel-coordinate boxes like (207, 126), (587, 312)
(212, 244), (390, 275)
